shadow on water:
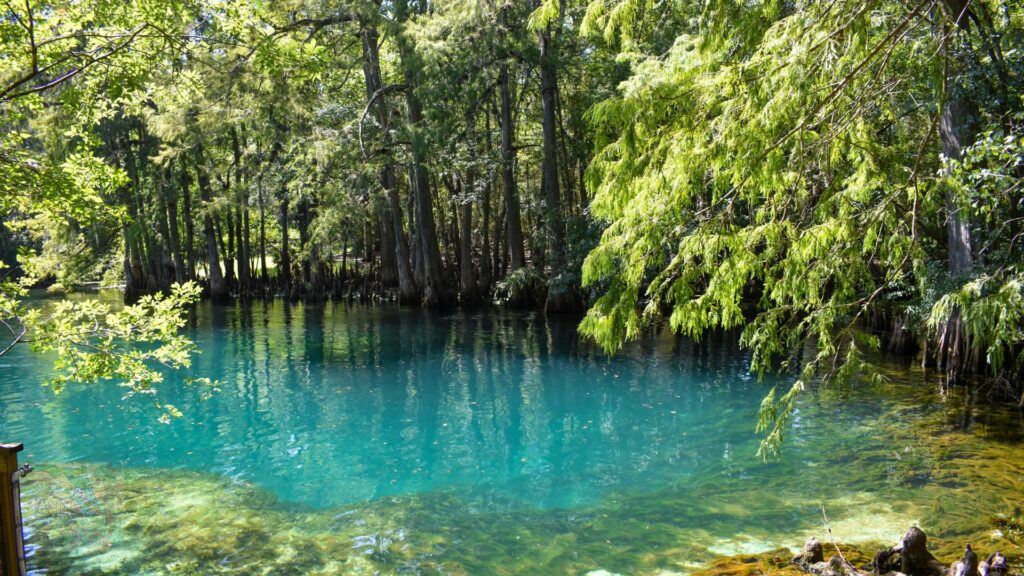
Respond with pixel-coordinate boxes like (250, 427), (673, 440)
(1, 298), (1022, 574)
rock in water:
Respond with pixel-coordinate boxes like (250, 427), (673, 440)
(794, 537), (825, 568)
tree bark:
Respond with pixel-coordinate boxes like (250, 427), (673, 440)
(242, 204), (252, 290)
(232, 126), (250, 296)
(378, 194), (398, 291)
(500, 63), (526, 272)
(539, 12), (580, 312)
(154, 166), (175, 291)
(195, 143), (227, 301)
(257, 173), (268, 284)
(480, 105), (494, 292)
(299, 196), (312, 291)
(179, 164), (196, 282)
(360, 22), (419, 304)
(395, 0), (453, 308)
(539, 25), (564, 266)
(119, 134), (146, 302)
(278, 178), (292, 299)
(408, 168), (424, 288)
(938, 0), (976, 274)
(215, 216), (232, 290)
(164, 163), (185, 284)
(447, 164), (479, 305)
(223, 191), (237, 289)
(871, 527), (946, 576)
(928, 3), (979, 381)
(460, 176), (479, 306)
(939, 87), (975, 274)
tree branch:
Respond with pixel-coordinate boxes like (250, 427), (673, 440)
(359, 83), (408, 159)
(0, 24), (151, 102)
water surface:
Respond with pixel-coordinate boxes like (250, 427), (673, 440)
(1, 295), (1021, 574)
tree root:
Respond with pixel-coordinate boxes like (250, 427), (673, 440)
(791, 527), (1013, 576)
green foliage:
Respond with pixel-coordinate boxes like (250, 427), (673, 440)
(929, 274), (1024, 373)
(578, 0), (1024, 453)
(1, 281), (214, 421)
(0, 0), (213, 417)
(0, 0), (189, 219)
(529, 0), (561, 32)
(560, 213), (604, 300)
(495, 267), (548, 308)
(582, 0), (650, 49)
(922, 129), (1024, 375)
(754, 381), (803, 460)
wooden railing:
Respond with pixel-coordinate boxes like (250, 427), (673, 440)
(0, 444), (29, 576)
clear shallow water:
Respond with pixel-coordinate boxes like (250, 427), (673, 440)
(1, 294), (1022, 575)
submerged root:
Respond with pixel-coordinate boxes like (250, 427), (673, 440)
(698, 526), (1019, 576)
(792, 527), (1017, 576)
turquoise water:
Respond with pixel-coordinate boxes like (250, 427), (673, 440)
(2, 295), (1022, 574)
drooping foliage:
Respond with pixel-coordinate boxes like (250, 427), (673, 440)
(577, 0), (1024, 454)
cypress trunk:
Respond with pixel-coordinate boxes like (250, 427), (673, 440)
(360, 22), (419, 304)
(258, 174), (268, 284)
(232, 127), (251, 296)
(929, 1), (980, 381)
(279, 179), (292, 298)
(390, 0), (452, 311)
(480, 106), (494, 293)
(378, 195), (398, 292)
(499, 64), (526, 272)
(223, 197), (237, 290)
(195, 144), (227, 301)
(155, 168), (175, 291)
(180, 165), (196, 282)
(539, 16), (580, 312)
(164, 163), (185, 284)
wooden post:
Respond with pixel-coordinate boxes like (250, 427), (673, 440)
(0, 443), (28, 576)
